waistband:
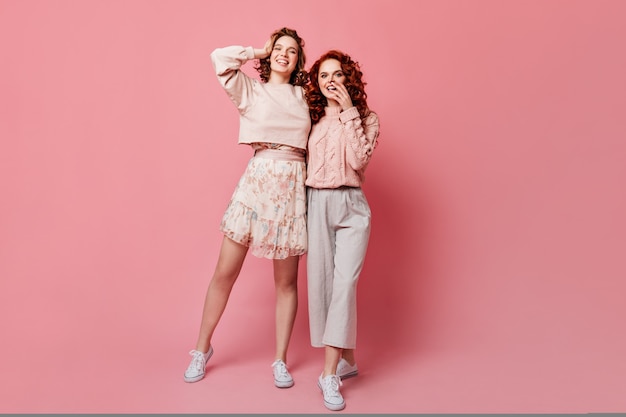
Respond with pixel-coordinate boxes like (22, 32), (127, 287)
(254, 148), (305, 162)
(308, 185), (362, 191)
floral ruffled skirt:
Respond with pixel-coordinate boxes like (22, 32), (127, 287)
(220, 147), (307, 259)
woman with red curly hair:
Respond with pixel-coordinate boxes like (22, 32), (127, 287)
(183, 27), (310, 389)
(304, 50), (380, 411)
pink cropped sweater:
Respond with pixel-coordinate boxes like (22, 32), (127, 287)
(306, 106), (380, 189)
(210, 46), (311, 150)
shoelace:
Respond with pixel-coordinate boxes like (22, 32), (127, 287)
(272, 360), (289, 378)
(188, 350), (205, 371)
(322, 375), (343, 396)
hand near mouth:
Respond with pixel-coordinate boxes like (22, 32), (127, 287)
(327, 82), (353, 111)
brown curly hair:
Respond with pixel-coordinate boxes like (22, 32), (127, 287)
(254, 27), (307, 86)
(305, 50), (370, 125)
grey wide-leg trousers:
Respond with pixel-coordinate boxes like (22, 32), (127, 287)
(307, 187), (371, 349)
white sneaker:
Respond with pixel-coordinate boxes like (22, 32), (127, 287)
(271, 359), (294, 388)
(183, 346), (213, 383)
(318, 374), (345, 411)
(337, 357), (359, 380)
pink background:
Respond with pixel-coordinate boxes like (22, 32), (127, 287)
(1, 0), (625, 413)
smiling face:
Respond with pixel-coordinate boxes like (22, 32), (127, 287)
(269, 35), (299, 81)
(317, 58), (345, 100)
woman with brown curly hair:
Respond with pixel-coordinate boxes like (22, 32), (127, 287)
(304, 50), (380, 411)
(183, 27), (310, 389)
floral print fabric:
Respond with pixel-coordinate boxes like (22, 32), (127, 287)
(220, 145), (307, 259)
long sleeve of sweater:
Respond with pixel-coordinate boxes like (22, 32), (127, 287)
(210, 45), (256, 113)
(306, 106), (380, 188)
(341, 106), (380, 171)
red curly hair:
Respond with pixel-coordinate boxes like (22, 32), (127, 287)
(305, 50), (370, 125)
(254, 27), (307, 86)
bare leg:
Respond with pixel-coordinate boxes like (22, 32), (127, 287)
(323, 345), (342, 377)
(341, 348), (356, 366)
(194, 236), (248, 353)
(273, 255), (299, 362)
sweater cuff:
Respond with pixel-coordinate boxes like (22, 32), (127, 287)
(339, 107), (360, 123)
(244, 46), (255, 60)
